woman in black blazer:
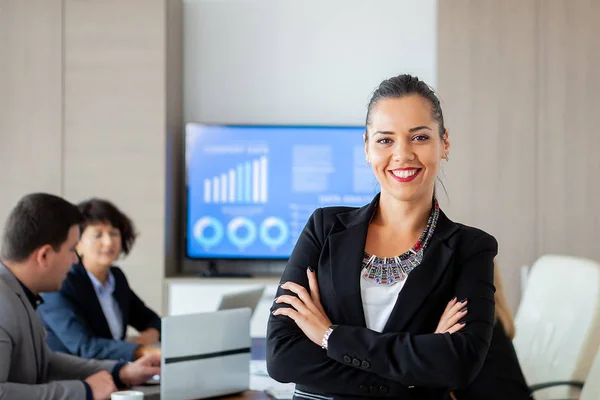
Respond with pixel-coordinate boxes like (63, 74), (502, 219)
(266, 74), (498, 399)
(39, 198), (161, 361)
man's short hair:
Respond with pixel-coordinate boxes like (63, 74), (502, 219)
(1, 193), (83, 262)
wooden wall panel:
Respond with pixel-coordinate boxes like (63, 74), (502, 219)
(62, 0), (167, 313)
(536, 0), (600, 262)
(164, 0), (184, 285)
(438, 0), (538, 311)
(0, 0), (63, 228)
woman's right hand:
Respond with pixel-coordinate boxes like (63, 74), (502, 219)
(435, 297), (468, 334)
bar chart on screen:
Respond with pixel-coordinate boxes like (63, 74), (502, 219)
(185, 124), (375, 259)
(203, 156), (268, 204)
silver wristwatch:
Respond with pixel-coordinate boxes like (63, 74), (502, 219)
(321, 325), (338, 350)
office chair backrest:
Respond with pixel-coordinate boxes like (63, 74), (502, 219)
(513, 254), (600, 400)
(581, 346), (600, 400)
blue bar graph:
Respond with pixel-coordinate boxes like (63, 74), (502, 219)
(204, 157), (268, 204)
(244, 162), (251, 202)
(236, 164), (243, 202)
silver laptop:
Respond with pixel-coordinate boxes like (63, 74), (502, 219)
(160, 308), (252, 400)
(217, 286), (265, 316)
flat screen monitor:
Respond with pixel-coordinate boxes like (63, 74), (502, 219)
(185, 124), (376, 260)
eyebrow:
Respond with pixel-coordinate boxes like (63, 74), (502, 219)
(373, 126), (432, 136)
(409, 126), (432, 133)
(373, 131), (395, 136)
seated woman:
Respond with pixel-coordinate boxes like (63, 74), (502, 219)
(39, 198), (161, 361)
(451, 262), (532, 400)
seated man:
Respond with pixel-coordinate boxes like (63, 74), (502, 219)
(0, 193), (160, 400)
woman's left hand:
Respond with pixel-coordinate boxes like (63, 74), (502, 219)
(272, 267), (333, 346)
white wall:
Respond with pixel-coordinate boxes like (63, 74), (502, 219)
(184, 0), (437, 125)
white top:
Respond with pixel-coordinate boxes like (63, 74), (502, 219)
(87, 270), (124, 340)
(361, 273), (406, 332)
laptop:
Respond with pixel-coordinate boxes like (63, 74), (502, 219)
(217, 286), (265, 316)
(159, 308), (252, 400)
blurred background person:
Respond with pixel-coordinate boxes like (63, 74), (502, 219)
(0, 193), (160, 400)
(451, 261), (532, 400)
(39, 198), (162, 361)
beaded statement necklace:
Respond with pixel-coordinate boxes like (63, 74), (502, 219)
(361, 199), (440, 285)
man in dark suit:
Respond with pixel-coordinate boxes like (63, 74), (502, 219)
(0, 193), (160, 400)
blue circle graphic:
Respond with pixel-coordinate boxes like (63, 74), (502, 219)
(260, 217), (289, 248)
(193, 217), (224, 249)
(227, 217), (257, 249)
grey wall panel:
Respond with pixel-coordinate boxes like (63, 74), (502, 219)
(0, 0), (63, 229)
(438, 0), (538, 311)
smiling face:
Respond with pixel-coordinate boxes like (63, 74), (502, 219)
(364, 94), (450, 203)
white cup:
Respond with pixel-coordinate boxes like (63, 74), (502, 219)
(111, 390), (144, 400)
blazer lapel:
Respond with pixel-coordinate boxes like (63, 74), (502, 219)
(72, 263), (113, 338)
(111, 270), (129, 337)
(382, 211), (459, 333)
(328, 196), (379, 327)
(329, 224), (368, 327)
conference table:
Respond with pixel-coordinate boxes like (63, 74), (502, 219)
(136, 386), (270, 399)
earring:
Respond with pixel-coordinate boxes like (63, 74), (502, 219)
(443, 154), (449, 162)
(366, 157), (370, 165)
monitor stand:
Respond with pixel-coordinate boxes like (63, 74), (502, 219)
(199, 260), (253, 278)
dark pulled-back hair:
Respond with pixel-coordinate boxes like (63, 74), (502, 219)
(1, 193), (83, 262)
(365, 74), (446, 138)
(77, 198), (137, 255)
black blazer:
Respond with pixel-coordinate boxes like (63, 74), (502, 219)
(39, 262), (161, 361)
(266, 195), (498, 399)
